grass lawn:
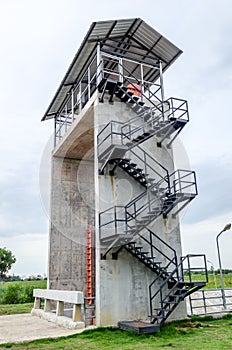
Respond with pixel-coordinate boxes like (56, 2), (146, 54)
(0, 303), (34, 316)
(0, 315), (232, 349)
(0, 280), (46, 290)
(187, 273), (232, 289)
(209, 273), (232, 288)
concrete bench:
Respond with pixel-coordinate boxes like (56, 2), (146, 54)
(32, 289), (84, 324)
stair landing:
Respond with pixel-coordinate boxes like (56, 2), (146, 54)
(118, 320), (160, 334)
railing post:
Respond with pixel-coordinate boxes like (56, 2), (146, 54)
(150, 230), (153, 259)
(88, 66), (91, 100)
(118, 58), (123, 83)
(54, 117), (57, 147)
(203, 290), (207, 314)
(96, 42), (102, 86)
(71, 88), (74, 122)
(114, 206), (117, 235)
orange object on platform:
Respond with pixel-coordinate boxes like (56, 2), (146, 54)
(126, 83), (141, 96)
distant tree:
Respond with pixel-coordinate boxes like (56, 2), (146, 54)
(0, 247), (16, 278)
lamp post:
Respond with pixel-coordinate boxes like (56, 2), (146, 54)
(216, 223), (231, 309)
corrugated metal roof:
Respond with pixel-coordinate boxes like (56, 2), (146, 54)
(42, 18), (182, 121)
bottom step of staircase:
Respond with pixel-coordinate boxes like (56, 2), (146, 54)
(118, 320), (160, 334)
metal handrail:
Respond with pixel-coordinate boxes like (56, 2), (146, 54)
(149, 254), (207, 322)
(139, 229), (178, 271)
(169, 170), (198, 196)
(101, 54), (163, 111)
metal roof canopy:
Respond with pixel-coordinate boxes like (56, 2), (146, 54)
(42, 18), (182, 121)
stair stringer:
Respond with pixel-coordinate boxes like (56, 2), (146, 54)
(115, 229), (207, 331)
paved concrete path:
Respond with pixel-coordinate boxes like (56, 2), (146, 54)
(0, 313), (85, 345)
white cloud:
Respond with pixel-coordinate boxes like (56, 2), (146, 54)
(181, 210), (232, 270)
(0, 234), (48, 277)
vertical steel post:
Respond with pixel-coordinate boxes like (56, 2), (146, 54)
(71, 88), (74, 122)
(54, 116), (57, 147)
(140, 63), (144, 100)
(216, 232), (226, 309)
(96, 42), (102, 86)
(159, 60), (165, 101)
(88, 67), (91, 100)
(118, 58), (123, 83)
(159, 60), (165, 121)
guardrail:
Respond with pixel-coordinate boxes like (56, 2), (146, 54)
(187, 288), (232, 316)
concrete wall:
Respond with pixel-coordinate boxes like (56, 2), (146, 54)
(48, 156), (94, 291)
(94, 95), (186, 325)
(48, 91), (186, 325)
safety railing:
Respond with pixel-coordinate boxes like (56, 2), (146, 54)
(128, 145), (170, 185)
(188, 288), (232, 316)
(54, 49), (188, 147)
(139, 229), (178, 273)
(99, 205), (128, 240)
(120, 97), (188, 144)
(170, 170), (198, 197)
(97, 120), (124, 160)
(101, 52), (162, 106)
(149, 254), (207, 322)
(54, 55), (99, 145)
(99, 178), (168, 239)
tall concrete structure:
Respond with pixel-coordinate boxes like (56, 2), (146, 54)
(42, 18), (207, 332)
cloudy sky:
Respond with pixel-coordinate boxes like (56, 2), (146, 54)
(0, 0), (232, 276)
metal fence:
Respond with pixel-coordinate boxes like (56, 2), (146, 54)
(187, 288), (232, 316)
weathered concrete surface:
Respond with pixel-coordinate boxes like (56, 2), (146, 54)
(0, 314), (87, 345)
(48, 90), (187, 327)
(48, 156), (94, 292)
(94, 96), (186, 325)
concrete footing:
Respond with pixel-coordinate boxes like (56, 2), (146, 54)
(31, 308), (85, 330)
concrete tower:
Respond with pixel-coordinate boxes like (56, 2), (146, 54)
(42, 18), (207, 332)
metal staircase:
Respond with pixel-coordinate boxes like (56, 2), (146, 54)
(118, 229), (208, 333)
(99, 168), (197, 255)
(97, 75), (204, 332)
(98, 71), (189, 150)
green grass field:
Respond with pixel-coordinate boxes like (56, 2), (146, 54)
(1, 278), (232, 348)
(0, 315), (232, 349)
(0, 280), (46, 290)
(0, 279), (46, 310)
(189, 273), (232, 289)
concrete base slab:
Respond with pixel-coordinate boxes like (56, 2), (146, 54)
(31, 308), (85, 329)
(0, 313), (88, 345)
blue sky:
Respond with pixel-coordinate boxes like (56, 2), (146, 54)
(0, 0), (232, 275)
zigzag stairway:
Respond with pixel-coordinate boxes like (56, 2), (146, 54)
(97, 77), (207, 333)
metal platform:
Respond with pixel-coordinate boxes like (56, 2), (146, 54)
(118, 320), (160, 334)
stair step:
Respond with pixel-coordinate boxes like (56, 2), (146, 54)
(115, 87), (127, 98)
(129, 96), (140, 103)
(133, 246), (143, 251)
(162, 299), (179, 305)
(134, 135), (146, 141)
(132, 105), (143, 113)
(152, 315), (165, 320)
(121, 92), (133, 102)
(140, 251), (148, 256)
